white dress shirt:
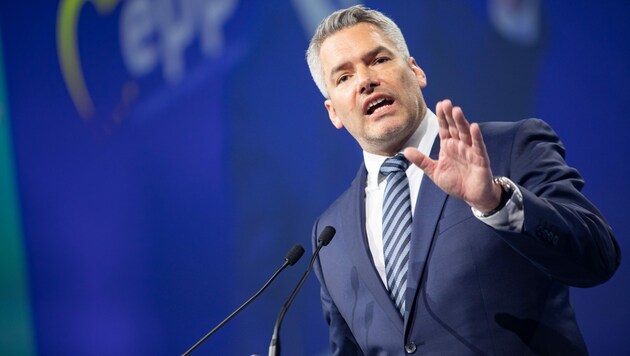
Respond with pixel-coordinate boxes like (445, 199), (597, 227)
(363, 110), (524, 286)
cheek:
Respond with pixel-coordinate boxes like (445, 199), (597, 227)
(336, 94), (359, 116)
(399, 76), (422, 106)
(400, 74), (419, 92)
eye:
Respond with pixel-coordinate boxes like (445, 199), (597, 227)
(374, 57), (390, 65)
(337, 74), (350, 85)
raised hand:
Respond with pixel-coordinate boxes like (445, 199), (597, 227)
(404, 100), (501, 213)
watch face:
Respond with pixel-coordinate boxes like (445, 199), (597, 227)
(494, 177), (513, 193)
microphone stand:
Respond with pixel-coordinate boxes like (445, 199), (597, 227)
(182, 245), (304, 356)
(268, 226), (335, 356)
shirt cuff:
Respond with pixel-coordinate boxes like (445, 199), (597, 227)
(471, 178), (524, 232)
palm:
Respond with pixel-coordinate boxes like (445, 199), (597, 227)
(405, 100), (499, 212)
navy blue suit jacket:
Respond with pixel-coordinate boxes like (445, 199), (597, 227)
(312, 119), (620, 355)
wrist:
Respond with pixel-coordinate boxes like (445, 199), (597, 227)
(473, 177), (515, 218)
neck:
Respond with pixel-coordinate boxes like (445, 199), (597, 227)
(363, 116), (424, 156)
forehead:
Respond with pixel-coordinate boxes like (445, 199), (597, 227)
(319, 23), (397, 71)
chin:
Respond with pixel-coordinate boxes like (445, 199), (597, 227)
(363, 133), (405, 155)
(374, 122), (411, 141)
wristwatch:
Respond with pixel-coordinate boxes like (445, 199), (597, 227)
(476, 176), (516, 218)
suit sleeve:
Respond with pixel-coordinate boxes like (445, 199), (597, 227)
(497, 119), (620, 287)
(311, 222), (364, 356)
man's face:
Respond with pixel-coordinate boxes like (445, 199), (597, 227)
(320, 23), (427, 156)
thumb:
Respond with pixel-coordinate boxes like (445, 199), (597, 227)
(404, 147), (435, 176)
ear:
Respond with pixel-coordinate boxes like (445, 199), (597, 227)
(408, 57), (427, 89)
(325, 99), (344, 129)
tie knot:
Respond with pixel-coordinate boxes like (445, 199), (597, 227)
(380, 153), (409, 176)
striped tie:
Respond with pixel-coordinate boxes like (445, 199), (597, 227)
(380, 153), (412, 317)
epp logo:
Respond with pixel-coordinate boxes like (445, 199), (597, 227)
(56, 0), (237, 122)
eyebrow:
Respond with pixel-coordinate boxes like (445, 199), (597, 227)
(328, 45), (394, 83)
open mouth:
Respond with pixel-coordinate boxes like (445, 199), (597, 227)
(366, 97), (394, 115)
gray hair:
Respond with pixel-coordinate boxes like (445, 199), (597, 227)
(306, 5), (410, 98)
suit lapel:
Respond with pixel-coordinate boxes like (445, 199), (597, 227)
(342, 164), (404, 334)
(404, 137), (448, 332)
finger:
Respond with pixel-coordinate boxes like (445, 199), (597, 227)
(441, 100), (460, 140)
(470, 123), (490, 163)
(452, 106), (472, 146)
(436, 100), (451, 140)
(404, 147), (436, 177)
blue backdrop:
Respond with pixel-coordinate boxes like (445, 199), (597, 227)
(0, 1), (628, 355)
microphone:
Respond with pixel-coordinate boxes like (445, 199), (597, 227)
(182, 244), (305, 356)
(268, 226), (336, 356)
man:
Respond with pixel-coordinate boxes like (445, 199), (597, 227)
(307, 5), (620, 355)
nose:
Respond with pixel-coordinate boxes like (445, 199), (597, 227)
(357, 66), (379, 95)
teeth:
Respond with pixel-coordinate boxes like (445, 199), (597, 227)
(368, 98), (385, 109)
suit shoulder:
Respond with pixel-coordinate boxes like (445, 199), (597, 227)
(319, 180), (358, 221)
(479, 119), (560, 149)
(316, 164), (366, 224)
(479, 118), (555, 137)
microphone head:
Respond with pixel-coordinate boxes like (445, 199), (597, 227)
(285, 244), (305, 265)
(317, 226), (336, 246)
